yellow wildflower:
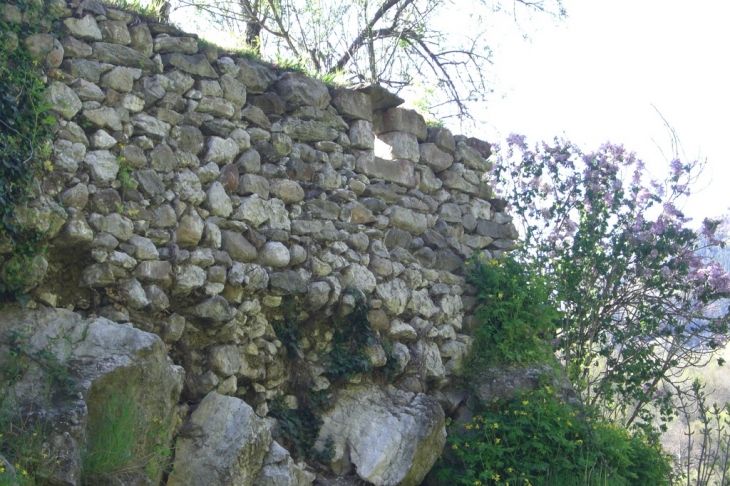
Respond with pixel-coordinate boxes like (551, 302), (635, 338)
(492, 473), (500, 481)
(494, 438), (501, 444)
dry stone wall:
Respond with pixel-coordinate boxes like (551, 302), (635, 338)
(2, 1), (519, 483)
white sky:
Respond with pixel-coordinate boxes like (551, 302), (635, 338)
(476, 0), (730, 224)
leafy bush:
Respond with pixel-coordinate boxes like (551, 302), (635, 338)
(463, 254), (559, 374)
(431, 386), (673, 486)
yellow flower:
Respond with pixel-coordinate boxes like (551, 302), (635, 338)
(0, 466), (5, 473)
(492, 473), (500, 481)
(465, 424), (473, 430)
(522, 400), (529, 405)
(498, 293), (504, 299)
(508, 467), (514, 473)
(22, 470), (28, 476)
(492, 423), (499, 429)
(452, 444), (459, 450)
(494, 438), (501, 444)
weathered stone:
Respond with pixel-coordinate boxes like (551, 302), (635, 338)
(177, 212), (205, 248)
(25, 34), (64, 68)
(53, 140), (86, 172)
(149, 142), (176, 173)
(173, 264), (206, 295)
(134, 260), (172, 283)
(476, 220), (519, 240)
(84, 150), (119, 181)
(439, 170), (477, 194)
(128, 234), (159, 260)
(173, 169), (206, 204)
(221, 230), (257, 262)
(419, 143), (453, 172)
(270, 270), (307, 294)
(275, 72), (330, 109)
(238, 174), (270, 199)
(196, 96), (235, 119)
(456, 141), (492, 172)
(205, 182), (233, 217)
(269, 179), (304, 204)
(316, 385), (445, 486)
(205, 136), (239, 164)
(373, 107), (427, 141)
(349, 120), (375, 150)
(354, 83), (404, 110)
(330, 88), (372, 121)
(168, 393), (270, 486)
(258, 241), (290, 267)
(375, 278), (410, 316)
(100, 66), (134, 92)
(89, 129), (116, 150)
(131, 113), (171, 139)
(342, 264), (377, 293)
(375, 131), (419, 163)
(61, 58), (106, 83)
(47, 81), (82, 120)
(129, 24), (153, 57)
(82, 107), (123, 131)
(61, 36), (93, 58)
(59, 183), (89, 209)
(99, 20), (131, 45)
(220, 73), (247, 107)
(63, 15), (102, 41)
(0, 308), (183, 486)
(355, 152), (416, 188)
(387, 207), (427, 235)
(281, 119), (338, 142)
(92, 42), (156, 73)
(427, 127), (456, 154)
(154, 36), (198, 54)
(162, 52), (218, 78)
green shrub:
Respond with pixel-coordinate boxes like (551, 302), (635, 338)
(431, 386), (673, 486)
(463, 255), (559, 373)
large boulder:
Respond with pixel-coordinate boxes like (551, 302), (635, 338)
(0, 307), (184, 485)
(315, 385), (445, 486)
(168, 392), (272, 486)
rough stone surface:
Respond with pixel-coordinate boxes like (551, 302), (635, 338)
(316, 385), (445, 486)
(168, 392), (271, 486)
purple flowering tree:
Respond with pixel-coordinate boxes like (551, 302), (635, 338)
(495, 135), (730, 429)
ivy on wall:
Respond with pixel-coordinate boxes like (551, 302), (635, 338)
(0, 0), (58, 297)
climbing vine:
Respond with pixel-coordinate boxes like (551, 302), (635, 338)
(0, 0), (59, 300)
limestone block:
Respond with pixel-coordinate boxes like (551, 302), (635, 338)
(99, 20), (131, 45)
(419, 143), (454, 173)
(275, 72), (331, 110)
(162, 52), (218, 78)
(373, 107), (427, 141)
(330, 88), (372, 121)
(349, 120), (375, 150)
(47, 81), (82, 120)
(375, 131), (419, 163)
(92, 42), (156, 73)
(354, 151), (416, 188)
(63, 15), (102, 41)
(375, 279), (410, 316)
(154, 36), (198, 54)
(315, 385), (445, 486)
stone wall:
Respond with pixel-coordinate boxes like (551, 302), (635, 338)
(2, 1), (519, 484)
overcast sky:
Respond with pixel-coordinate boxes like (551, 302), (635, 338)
(478, 0), (730, 224)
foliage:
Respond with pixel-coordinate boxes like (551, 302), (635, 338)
(272, 295), (304, 359)
(170, 0), (565, 120)
(268, 393), (333, 462)
(82, 391), (174, 484)
(463, 254), (559, 374)
(431, 385), (673, 486)
(82, 393), (139, 482)
(0, 0), (57, 302)
(325, 288), (377, 381)
(495, 134), (730, 430)
(671, 379), (730, 486)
